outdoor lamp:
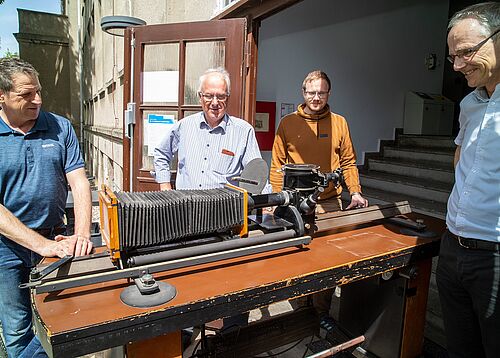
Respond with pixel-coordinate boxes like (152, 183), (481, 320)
(100, 15), (146, 36)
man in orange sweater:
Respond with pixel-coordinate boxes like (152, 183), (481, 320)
(270, 70), (367, 331)
(270, 70), (367, 211)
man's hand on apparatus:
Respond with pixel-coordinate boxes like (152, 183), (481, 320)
(54, 234), (93, 257)
(37, 235), (77, 258)
(160, 182), (173, 191)
(345, 193), (369, 210)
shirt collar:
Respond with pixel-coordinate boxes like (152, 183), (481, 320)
(0, 111), (47, 135)
(198, 111), (229, 133)
(297, 103), (331, 120)
(473, 83), (500, 102)
(0, 116), (11, 134)
(29, 111), (49, 133)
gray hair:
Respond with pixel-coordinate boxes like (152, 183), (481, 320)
(197, 67), (231, 95)
(0, 57), (39, 93)
(448, 2), (500, 35)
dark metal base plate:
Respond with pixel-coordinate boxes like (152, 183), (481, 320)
(120, 281), (177, 308)
(399, 228), (438, 238)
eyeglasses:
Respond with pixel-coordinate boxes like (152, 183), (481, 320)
(447, 28), (500, 64)
(303, 91), (329, 99)
(199, 92), (229, 102)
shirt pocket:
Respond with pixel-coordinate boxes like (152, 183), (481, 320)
(212, 153), (235, 175)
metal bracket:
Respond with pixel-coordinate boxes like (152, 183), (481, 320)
(124, 102), (136, 139)
(20, 255), (73, 289)
(244, 38), (252, 69)
(134, 273), (160, 294)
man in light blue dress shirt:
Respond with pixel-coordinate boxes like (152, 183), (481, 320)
(153, 67), (265, 191)
(436, 3), (500, 357)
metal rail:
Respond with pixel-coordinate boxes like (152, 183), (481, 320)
(25, 234), (311, 294)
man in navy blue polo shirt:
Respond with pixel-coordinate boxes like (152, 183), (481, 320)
(0, 58), (93, 357)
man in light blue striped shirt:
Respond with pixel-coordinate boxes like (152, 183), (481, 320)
(153, 68), (266, 191)
(153, 67), (267, 332)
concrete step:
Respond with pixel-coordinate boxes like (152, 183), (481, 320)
(383, 146), (454, 165)
(359, 170), (452, 205)
(367, 158), (454, 184)
(397, 134), (456, 150)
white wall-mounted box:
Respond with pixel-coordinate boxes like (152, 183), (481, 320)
(403, 92), (454, 135)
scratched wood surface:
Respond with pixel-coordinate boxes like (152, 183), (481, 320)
(32, 213), (443, 356)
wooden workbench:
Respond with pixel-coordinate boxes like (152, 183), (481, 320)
(32, 213), (443, 357)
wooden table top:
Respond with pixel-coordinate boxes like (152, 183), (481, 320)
(33, 213), (443, 355)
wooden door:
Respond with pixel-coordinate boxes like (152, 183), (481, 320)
(123, 19), (247, 192)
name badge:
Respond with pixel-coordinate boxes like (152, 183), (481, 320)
(221, 149), (235, 156)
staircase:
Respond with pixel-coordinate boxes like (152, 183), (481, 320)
(359, 133), (456, 219)
(352, 131), (457, 349)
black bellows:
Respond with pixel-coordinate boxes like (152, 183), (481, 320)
(114, 188), (245, 250)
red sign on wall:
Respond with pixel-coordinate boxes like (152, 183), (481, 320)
(254, 101), (276, 151)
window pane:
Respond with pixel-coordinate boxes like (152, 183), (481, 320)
(184, 41), (225, 105)
(143, 43), (180, 105)
(142, 110), (178, 171)
(183, 110), (200, 118)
